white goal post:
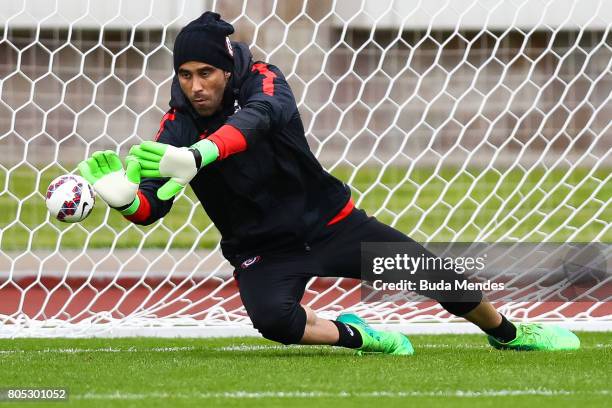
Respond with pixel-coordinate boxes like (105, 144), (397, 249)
(0, 0), (610, 337)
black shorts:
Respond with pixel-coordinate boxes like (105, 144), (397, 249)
(231, 208), (482, 344)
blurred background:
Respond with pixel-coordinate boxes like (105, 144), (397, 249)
(1, 0), (609, 168)
(0, 0), (610, 251)
(0, 0), (609, 331)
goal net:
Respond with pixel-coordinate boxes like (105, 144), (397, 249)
(1, 0), (610, 337)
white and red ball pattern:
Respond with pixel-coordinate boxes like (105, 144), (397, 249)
(45, 175), (95, 223)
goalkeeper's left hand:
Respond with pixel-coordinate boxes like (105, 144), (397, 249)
(129, 140), (219, 200)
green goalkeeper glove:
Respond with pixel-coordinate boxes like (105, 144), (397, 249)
(77, 151), (141, 215)
(129, 140), (219, 200)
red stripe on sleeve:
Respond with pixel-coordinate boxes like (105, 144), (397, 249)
(326, 197), (354, 226)
(251, 62), (277, 96)
(154, 109), (176, 141)
(124, 191), (151, 224)
(208, 125), (248, 160)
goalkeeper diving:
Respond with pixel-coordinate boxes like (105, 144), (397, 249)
(78, 12), (580, 354)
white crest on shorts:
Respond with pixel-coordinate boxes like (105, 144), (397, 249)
(225, 37), (234, 57)
(240, 255), (261, 269)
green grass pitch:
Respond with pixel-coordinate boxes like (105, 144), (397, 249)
(1, 165), (610, 250)
(0, 332), (610, 407)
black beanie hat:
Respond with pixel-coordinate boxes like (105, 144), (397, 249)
(173, 12), (235, 73)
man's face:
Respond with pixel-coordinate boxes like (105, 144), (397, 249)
(177, 61), (230, 117)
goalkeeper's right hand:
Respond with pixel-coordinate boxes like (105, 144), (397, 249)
(77, 151), (141, 215)
(128, 139), (219, 201)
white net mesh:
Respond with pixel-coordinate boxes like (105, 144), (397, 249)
(0, 0), (610, 336)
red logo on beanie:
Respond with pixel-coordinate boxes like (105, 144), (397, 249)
(225, 37), (234, 57)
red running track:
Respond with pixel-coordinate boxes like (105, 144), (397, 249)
(1, 278), (610, 323)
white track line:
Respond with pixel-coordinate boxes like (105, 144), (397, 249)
(216, 345), (321, 351)
(216, 344), (489, 351)
(0, 343), (609, 354)
(214, 343), (611, 352)
(0, 346), (196, 354)
(71, 389), (610, 400)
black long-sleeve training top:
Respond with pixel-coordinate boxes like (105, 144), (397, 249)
(127, 42), (351, 261)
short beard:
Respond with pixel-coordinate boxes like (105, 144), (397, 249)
(194, 81), (228, 117)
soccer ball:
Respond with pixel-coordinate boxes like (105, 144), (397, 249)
(45, 174), (95, 223)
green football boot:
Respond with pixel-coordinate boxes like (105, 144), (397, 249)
(337, 313), (414, 355)
(487, 323), (580, 351)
